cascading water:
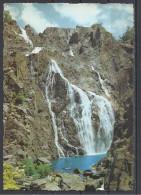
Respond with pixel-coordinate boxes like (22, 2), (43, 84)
(68, 84), (95, 154)
(45, 59), (115, 157)
(88, 91), (115, 153)
(45, 61), (65, 157)
(19, 28), (33, 47)
(92, 66), (110, 97)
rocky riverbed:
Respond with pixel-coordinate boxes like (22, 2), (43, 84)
(10, 166), (105, 191)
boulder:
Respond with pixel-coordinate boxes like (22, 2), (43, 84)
(85, 177), (103, 191)
(73, 168), (83, 175)
(35, 157), (52, 166)
(83, 169), (94, 177)
(56, 172), (85, 191)
(3, 154), (13, 161)
(43, 183), (61, 191)
(83, 169), (105, 180)
(21, 182), (32, 190)
(13, 174), (25, 185)
(16, 150), (27, 159)
(3, 155), (17, 166)
(20, 176), (34, 190)
(30, 178), (46, 190)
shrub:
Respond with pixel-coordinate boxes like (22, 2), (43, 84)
(32, 173), (40, 179)
(23, 159), (36, 176)
(23, 159), (51, 179)
(15, 89), (25, 104)
(3, 163), (20, 190)
(37, 164), (51, 178)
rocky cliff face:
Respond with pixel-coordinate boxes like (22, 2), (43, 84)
(3, 15), (134, 191)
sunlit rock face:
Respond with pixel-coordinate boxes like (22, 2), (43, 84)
(3, 15), (134, 191)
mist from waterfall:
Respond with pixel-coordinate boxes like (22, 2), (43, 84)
(45, 59), (115, 157)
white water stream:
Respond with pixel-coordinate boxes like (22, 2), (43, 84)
(69, 49), (74, 56)
(88, 91), (115, 153)
(45, 59), (115, 157)
(92, 66), (110, 97)
(19, 28), (33, 47)
(31, 47), (43, 54)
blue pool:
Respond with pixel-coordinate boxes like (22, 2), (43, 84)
(51, 153), (106, 173)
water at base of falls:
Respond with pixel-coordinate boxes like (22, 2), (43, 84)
(45, 59), (115, 157)
(51, 154), (106, 174)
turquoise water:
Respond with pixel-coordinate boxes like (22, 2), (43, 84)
(51, 154), (106, 173)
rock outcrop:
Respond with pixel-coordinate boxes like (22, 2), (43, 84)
(3, 13), (134, 191)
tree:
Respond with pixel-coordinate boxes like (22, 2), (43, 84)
(119, 26), (134, 45)
(3, 10), (12, 22)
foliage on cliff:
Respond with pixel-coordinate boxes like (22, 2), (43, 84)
(3, 163), (20, 190)
(15, 89), (25, 104)
(3, 10), (12, 23)
(119, 26), (134, 45)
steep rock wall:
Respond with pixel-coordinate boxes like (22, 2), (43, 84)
(3, 18), (57, 161)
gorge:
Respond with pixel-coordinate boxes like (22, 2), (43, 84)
(3, 12), (134, 191)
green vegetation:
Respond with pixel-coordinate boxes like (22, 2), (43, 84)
(3, 10), (12, 23)
(15, 89), (25, 104)
(3, 163), (20, 190)
(119, 26), (134, 45)
(23, 159), (51, 179)
(37, 164), (51, 178)
(23, 160), (36, 177)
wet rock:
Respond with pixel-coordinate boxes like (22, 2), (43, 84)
(73, 168), (83, 175)
(83, 169), (106, 180)
(83, 169), (94, 177)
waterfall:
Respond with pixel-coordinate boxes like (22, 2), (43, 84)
(45, 59), (115, 157)
(67, 84), (95, 154)
(26, 47), (43, 57)
(45, 60), (65, 157)
(92, 66), (110, 97)
(31, 47), (43, 54)
(19, 28), (33, 47)
(88, 91), (115, 153)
